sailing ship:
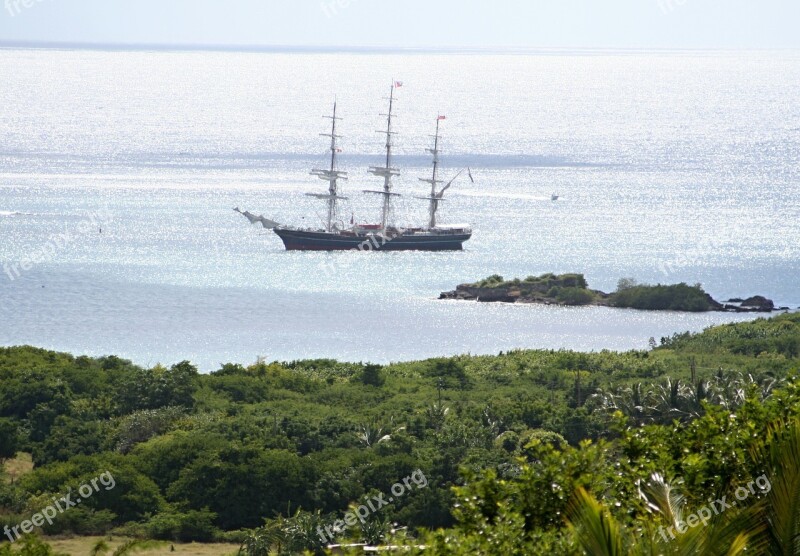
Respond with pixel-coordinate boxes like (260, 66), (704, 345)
(235, 83), (472, 251)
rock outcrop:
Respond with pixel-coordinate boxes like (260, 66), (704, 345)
(740, 295), (775, 311)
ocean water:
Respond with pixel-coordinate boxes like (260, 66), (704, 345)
(1, 48), (798, 370)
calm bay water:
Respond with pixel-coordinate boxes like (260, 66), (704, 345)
(1, 48), (798, 370)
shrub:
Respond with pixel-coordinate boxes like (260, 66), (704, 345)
(616, 277), (638, 291)
(555, 288), (595, 306)
(145, 509), (219, 542)
(115, 407), (187, 454)
(359, 364), (385, 387)
(39, 508), (117, 536)
(559, 274), (588, 289)
(611, 283), (711, 311)
(424, 359), (470, 389)
(477, 274), (505, 288)
(520, 429), (569, 451)
(473, 273), (589, 296)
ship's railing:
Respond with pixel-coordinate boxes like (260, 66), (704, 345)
(427, 227), (472, 236)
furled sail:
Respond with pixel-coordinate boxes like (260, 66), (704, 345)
(233, 208), (280, 229)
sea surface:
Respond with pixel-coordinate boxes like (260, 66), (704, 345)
(1, 48), (799, 370)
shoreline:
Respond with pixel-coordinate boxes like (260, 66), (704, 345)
(0, 306), (776, 371)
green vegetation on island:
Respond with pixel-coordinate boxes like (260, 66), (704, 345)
(440, 273), (779, 312)
(610, 278), (720, 311)
(1, 312), (800, 554)
(441, 272), (598, 305)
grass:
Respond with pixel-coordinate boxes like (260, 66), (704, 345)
(44, 536), (241, 556)
(2, 453), (33, 483)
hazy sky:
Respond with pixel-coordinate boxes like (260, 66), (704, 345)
(0, 0), (798, 50)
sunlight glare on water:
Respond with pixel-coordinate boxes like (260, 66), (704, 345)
(1, 49), (798, 369)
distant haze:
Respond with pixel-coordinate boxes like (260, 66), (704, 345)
(1, 0), (799, 50)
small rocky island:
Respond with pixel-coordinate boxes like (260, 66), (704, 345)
(440, 273), (786, 313)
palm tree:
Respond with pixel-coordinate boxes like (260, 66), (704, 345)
(357, 420), (405, 448)
(425, 402), (450, 431)
(590, 373), (785, 428)
(649, 378), (694, 423)
(588, 383), (658, 426)
(239, 510), (330, 556)
(239, 524), (284, 556)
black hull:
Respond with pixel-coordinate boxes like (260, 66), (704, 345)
(273, 228), (471, 251)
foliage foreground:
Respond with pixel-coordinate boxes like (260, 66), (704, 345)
(1, 312), (800, 555)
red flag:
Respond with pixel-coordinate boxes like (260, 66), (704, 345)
(437, 115), (446, 120)
(394, 81), (403, 88)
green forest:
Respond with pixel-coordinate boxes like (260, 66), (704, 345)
(2, 312), (800, 555)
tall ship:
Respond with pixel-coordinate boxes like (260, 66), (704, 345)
(235, 83), (472, 251)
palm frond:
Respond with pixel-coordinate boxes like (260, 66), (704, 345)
(637, 473), (685, 529)
(751, 419), (800, 555)
(677, 505), (766, 556)
(567, 487), (626, 556)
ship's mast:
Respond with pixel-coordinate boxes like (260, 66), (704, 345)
(308, 101), (348, 232)
(419, 116), (444, 228)
(364, 82), (401, 232)
(416, 115), (469, 229)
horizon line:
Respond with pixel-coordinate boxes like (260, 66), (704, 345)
(1, 40), (799, 55)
